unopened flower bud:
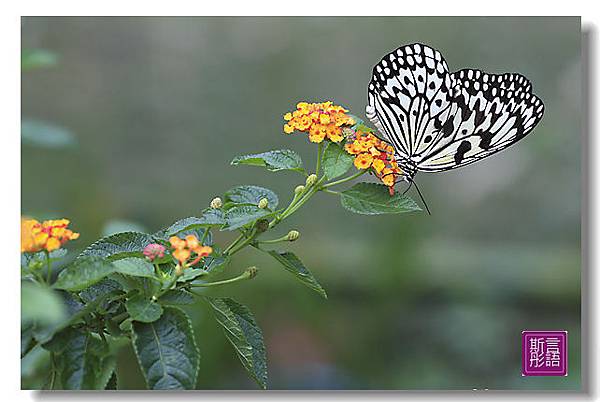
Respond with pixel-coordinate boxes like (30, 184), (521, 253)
(287, 230), (300, 242)
(255, 219), (269, 233)
(210, 197), (223, 209)
(258, 198), (269, 209)
(342, 127), (355, 139)
(294, 185), (305, 195)
(143, 243), (166, 262)
(174, 264), (184, 277)
(306, 174), (318, 187)
(245, 266), (259, 279)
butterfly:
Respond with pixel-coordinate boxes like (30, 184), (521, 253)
(365, 43), (544, 212)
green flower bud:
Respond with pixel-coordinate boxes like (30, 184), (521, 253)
(210, 197), (223, 209)
(287, 230), (300, 242)
(245, 266), (259, 279)
(255, 219), (269, 233)
(258, 198), (269, 209)
(295, 185), (305, 195)
(306, 174), (318, 187)
(174, 264), (184, 277)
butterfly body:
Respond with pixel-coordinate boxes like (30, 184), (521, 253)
(366, 43), (544, 183)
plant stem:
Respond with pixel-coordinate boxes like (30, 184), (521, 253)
(257, 234), (289, 244)
(321, 169), (367, 189)
(189, 269), (255, 288)
(223, 233), (245, 255)
(44, 250), (52, 284)
(322, 188), (341, 195)
(315, 142), (324, 177)
(226, 231), (257, 256)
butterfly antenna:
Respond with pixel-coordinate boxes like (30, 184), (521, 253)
(411, 180), (431, 215)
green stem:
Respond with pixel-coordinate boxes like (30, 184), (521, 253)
(189, 269), (256, 288)
(257, 234), (289, 244)
(227, 232), (257, 256)
(322, 188), (341, 195)
(49, 352), (56, 390)
(321, 169), (367, 189)
(44, 250), (52, 284)
(315, 142), (324, 177)
(223, 233), (245, 254)
(200, 228), (210, 244)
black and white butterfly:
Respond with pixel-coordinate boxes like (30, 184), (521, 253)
(366, 43), (544, 209)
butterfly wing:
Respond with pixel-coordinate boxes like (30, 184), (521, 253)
(366, 44), (545, 174)
(365, 43), (455, 163)
(416, 69), (545, 171)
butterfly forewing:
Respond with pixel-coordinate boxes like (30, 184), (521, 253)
(366, 43), (544, 176)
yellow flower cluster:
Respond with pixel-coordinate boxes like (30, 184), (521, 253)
(283, 101), (354, 143)
(21, 218), (79, 253)
(344, 130), (403, 193)
(169, 234), (213, 267)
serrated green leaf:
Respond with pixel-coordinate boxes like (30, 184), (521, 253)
(208, 298), (268, 389)
(224, 185), (279, 209)
(158, 290), (195, 306)
(112, 257), (157, 279)
(78, 231), (154, 261)
(322, 142), (355, 179)
(267, 251), (327, 298)
(53, 257), (115, 292)
(132, 307), (200, 390)
(126, 294), (163, 323)
(230, 149), (304, 173)
(176, 268), (208, 283)
(340, 182), (421, 215)
(222, 206), (272, 231)
(53, 328), (115, 390)
(21, 282), (67, 325)
(21, 49), (58, 70)
(153, 217), (213, 243)
(79, 278), (123, 304)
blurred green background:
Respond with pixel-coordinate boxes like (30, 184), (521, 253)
(21, 17), (581, 390)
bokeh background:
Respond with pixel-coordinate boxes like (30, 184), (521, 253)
(21, 17), (581, 390)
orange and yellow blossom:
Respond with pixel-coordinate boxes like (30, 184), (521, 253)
(344, 129), (403, 194)
(21, 218), (79, 253)
(283, 101), (354, 143)
(169, 234), (212, 267)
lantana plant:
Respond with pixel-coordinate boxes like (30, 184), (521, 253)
(21, 101), (420, 390)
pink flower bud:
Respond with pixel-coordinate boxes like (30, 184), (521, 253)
(143, 243), (166, 261)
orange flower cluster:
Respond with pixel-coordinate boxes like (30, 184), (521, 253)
(283, 101), (354, 143)
(169, 234), (212, 267)
(344, 129), (403, 193)
(21, 218), (79, 253)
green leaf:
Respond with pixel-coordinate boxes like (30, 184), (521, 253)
(153, 217), (212, 244)
(132, 307), (200, 390)
(53, 328), (116, 390)
(203, 255), (229, 275)
(322, 142), (354, 179)
(267, 251), (327, 298)
(177, 268), (208, 283)
(126, 294), (163, 323)
(21, 282), (67, 324)
(230, 149), (304, 173)
(112, 257), (157, 279)
(222, 206), (272, 231)
(208, 298), (268, 389)
(340, 182), (421, 215)
(79, 231), (154, 261)
(79, 278), (123, 304)
(224, 185), (279, 209)
(21, 49), (58, 70)
(53, 257), (115, 292)
(21, 119), (76, 149)
(158, 290), (195, 306)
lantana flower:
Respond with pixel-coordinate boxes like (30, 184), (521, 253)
(143, 243), (166, 262)
(283, 101), (354, 143)
(21, 218), (79, 253)
(344, 129), (403, 193)
(169, 234), (212, 267)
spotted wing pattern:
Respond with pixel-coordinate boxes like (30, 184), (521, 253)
(366, 43), (544, 176)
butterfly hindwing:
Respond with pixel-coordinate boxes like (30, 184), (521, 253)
(366, 44), (544, 175)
